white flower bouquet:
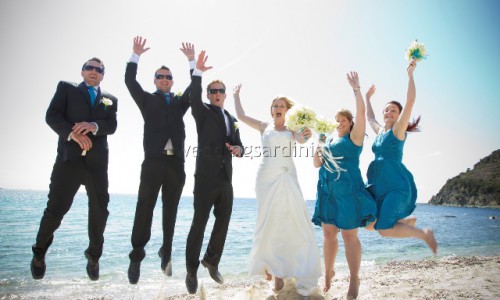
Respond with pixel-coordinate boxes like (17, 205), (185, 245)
(285, 105), (317, 132)
(314, 117), (338, 145)
(405, 39), (428, 62)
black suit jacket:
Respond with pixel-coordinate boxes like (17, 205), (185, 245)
(125, 62), (191, 161)
(46, 81), (118, 169)
(190, 75), (244, 186)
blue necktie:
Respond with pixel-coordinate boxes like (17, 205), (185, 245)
(88, 86), (96, 106)
(164, 93), (171, 104)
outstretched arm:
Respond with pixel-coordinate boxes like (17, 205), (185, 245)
(179, 42), (196, 112)
(233, 84), (267, 133)
(365, 84), (382, 134)
(190, 51), (213, 120)
(393, 59), (417, 140)
(125, 36), (149, 108)
(347, 71), (366, 146)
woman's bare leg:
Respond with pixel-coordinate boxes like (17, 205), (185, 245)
(379, 222), (437, 254)
(322, 223), (339, 292)
(342, 229), (361, 299)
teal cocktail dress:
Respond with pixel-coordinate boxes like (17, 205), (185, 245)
(312, 134), (377, 230)
(366, 129), (417, 230)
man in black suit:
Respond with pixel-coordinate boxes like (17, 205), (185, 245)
(185, 51), (244, 294)
(125, 36), (195, 284)
(31, 58), (118, 281)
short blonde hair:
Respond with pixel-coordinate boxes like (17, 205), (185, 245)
(206, 80), (226, 90)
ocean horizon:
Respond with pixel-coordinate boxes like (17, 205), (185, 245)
(1, 189), (499, 299)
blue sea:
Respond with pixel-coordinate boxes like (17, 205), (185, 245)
(0, 189), (499, 299)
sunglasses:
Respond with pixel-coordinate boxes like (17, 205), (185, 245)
(155, 74), (173, 80)
(83, 65), (104, 74)
(208, 88), (226, 94)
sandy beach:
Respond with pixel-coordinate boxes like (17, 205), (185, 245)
(159, 256), (499, 300)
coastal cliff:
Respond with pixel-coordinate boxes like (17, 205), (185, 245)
(429, 149), (500, 207)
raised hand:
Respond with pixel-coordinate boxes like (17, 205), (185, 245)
(196, 51), (213, 72)
(233, 84), (242, 98)
(347, 71), (360, 89)
(180, 42), (195, 61)
(133, 36), (150, 56)
(366, 84), (376, 100)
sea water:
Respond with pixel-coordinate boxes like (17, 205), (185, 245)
(0, 189), (498, 299)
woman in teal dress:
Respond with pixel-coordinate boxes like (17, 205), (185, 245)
(312, 71), (376, 298)
(365, 59), (437, 254)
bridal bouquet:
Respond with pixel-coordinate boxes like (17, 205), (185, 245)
(285, 105), (317, 132)
(405, 39), (428, 61)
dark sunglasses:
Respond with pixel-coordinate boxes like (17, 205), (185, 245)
(208, 88), (226, 94)
(83, 65), (104, 74)
(155, 74), (173, 80)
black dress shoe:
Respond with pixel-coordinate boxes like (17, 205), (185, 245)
(185, 272), (198, 294)
(201, 259), (224, 284)
(158, 250), (172, 276)
(85, 252), (99, 281)
(128, 261), (141, 284)
(30, 256), (46, 280)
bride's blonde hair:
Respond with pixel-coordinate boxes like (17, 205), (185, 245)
(270, 96), (295, 116)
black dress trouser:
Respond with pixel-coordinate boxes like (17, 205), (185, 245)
(33, 159), (109, 262)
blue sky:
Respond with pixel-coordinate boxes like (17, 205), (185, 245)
(1, 0), (499, 203)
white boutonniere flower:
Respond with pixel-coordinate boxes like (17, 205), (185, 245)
(176, 91), (183, 97)
(101, 97), (113, 110)
(234, 122), (239, 130)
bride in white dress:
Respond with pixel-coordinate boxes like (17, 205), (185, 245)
(233, 85), (321, 296)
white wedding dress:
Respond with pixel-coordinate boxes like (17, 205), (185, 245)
(248, 128), (321, 295)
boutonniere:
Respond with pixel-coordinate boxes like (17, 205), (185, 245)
(101, 97), (113, 110)
(234, 122), (239, 130)
(175, 91), (183, 99)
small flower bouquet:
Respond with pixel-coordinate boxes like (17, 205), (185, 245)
(101, 97), (113, 110)
(405, 39), (428, 61)
(285, 105), (317, 132)
(311, 116), (344, 177)
(314, 117), (338, 145)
